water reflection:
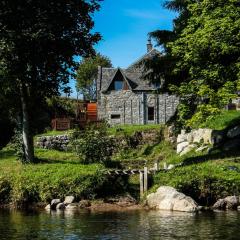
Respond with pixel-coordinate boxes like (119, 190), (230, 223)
(0, 209), (239, 240)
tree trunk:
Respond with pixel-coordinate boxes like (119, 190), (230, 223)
(20, 84), (34, 163)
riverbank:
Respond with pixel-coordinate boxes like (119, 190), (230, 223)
(2, 120), (240, 210)
(0, 148), (128, 208)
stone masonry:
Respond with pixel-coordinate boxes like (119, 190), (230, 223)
(98, 90), (179, 125)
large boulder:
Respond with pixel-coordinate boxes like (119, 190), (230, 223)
(147, 186), (198, 212)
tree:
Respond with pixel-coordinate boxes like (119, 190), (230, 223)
(76, 53), (112, 100)
(148, 0), (240, 128)
(0, 0), (102, 162)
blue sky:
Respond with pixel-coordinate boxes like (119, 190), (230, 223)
(68, 0), (176, 97)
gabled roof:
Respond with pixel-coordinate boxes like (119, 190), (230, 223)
(104, 68), (133, 92)
(98, 48), (161, 93)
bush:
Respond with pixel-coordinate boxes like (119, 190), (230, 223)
(152, 162), (240, 206)
(70, 123), (115, 165)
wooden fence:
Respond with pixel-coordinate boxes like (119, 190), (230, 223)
(104, 161), (162, 198)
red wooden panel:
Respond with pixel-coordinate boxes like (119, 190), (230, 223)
(86, 103), (97, 121)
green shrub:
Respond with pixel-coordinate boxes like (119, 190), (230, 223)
(71, 123), (115, 165)
(152, 161), (240, 205)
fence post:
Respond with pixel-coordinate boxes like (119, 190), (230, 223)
(140, 171), (144, 198)
(144, 167), (148, 193)
(164, 162), (167, 170)
(154, 161), (159, 171)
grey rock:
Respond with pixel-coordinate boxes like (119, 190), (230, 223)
(51, 199), (61, 209)
(225, 196), (239, 210)
(64, 196), (75, 205)
(177, 141), (189, 154)
(227, 126), (240, 138)
(56, 203), (65, 210)
(213, 199), (226, 210)
(147, 186), (198, 212)
(237, 206), (240, 211)
(177, 133), (188, 144)
(213, 196), (239, 210)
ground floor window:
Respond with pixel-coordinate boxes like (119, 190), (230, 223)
(111, 114), (121, 119)
(148, 107), (154, 121)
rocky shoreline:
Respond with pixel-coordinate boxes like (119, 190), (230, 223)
(2, 187), (240, 213)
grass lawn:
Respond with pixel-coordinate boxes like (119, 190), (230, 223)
(199, 110), (240, 130)
(108, 124), (163, 136)
(0, 148), (108, 206)
(35, 124), (163, 138)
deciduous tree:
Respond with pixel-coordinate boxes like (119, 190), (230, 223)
(0, 0), (102, 162)
(76, 53), (112, 100)
(148, 0), (240, 127)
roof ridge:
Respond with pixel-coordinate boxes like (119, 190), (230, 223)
(126, 48), (161, 70)
(101, 67), (116, 70)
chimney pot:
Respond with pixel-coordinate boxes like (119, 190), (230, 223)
(147, 38), (153, 52)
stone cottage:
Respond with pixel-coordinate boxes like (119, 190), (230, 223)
(97, 39), (179, 125)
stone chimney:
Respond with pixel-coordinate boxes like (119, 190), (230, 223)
(147, 37), (153, 52)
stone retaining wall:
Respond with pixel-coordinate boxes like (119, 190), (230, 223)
(35, 128), (162, 151)
(177, 125), (240, 155)
(35, 135), (69, 151)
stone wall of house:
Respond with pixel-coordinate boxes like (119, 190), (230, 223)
(98, 90), (179, 126)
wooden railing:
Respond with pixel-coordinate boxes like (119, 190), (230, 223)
(51, 118), (71, 131)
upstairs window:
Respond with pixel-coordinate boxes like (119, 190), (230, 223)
(114, 80), (123, 91)
(148, 107), (154, 121)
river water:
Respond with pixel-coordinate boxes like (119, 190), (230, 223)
(0, 209), (239, 240)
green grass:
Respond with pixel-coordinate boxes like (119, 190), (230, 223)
(200, 110), (240, 130)
(35, 130), (71, 137)
(113, 141), (182, 167)
(0, 148), (109, 206)
(35, 125), (163, 138)
(108, 124), (163, 136)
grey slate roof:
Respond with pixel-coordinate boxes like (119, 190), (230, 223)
(99, 49), (161, 92)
